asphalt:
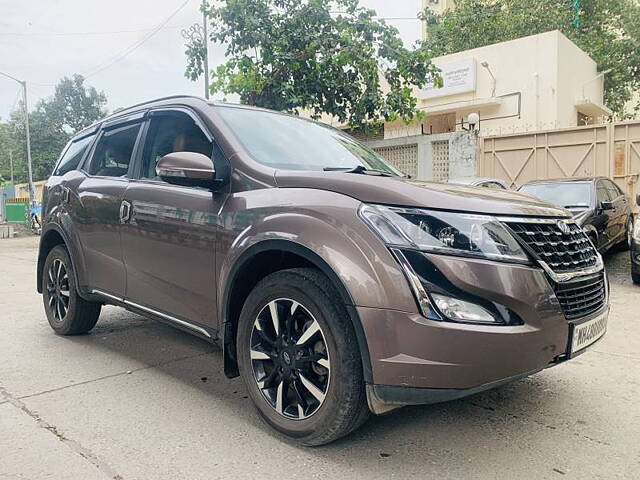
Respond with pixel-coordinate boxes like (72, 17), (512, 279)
(1, 236), (638, 479)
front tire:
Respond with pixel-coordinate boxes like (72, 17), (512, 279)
(237, 268), (368, 446)
(42, 245), (101, 335)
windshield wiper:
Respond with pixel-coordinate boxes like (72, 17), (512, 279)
(323, 165), (392, 176)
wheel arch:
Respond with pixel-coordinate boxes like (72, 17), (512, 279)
(583, 224), (599, 249)
(221, 239), (372, 383)
(37, 227), (68, 293)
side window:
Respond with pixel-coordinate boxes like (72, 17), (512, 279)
(604, 179), (622, 200)
(140, 112), (212, 180)
(596, 182), (612, 202)
(88, 123), (141, 177)
(53, 134), (95, 176)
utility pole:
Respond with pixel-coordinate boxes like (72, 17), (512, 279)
(202, 2), (209, 100)
(9, 150), (14, 185)
(22, 81), (35, 204)
(0, 71), (35, 205)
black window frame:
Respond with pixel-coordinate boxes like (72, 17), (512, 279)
(128, 106), (230, 187)
(52, 131), (97, 177)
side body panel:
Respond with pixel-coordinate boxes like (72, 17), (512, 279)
(120, 181), (224, 330)
(71, 175), (129, 297)
(216, 187), (417, 319)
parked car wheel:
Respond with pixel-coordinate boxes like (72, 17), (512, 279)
(633, 273), (640, 285)
(42, 245), (101, 335)
(237, 268), (368, 446)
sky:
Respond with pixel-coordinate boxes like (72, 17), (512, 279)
(0, 0), (422, 120)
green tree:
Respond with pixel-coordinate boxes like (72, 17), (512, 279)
(421, 0), (640, 117)
(185, 0), (441, 127)
(0, 75), (107, 183)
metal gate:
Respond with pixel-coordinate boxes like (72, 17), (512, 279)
(479, 121), (640, 210)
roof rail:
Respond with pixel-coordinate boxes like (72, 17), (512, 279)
(75, 95), (207, 137)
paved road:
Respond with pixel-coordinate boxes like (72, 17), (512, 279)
(1, 236), (638, 480)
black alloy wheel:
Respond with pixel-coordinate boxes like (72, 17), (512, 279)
(249, 298), (330, 420)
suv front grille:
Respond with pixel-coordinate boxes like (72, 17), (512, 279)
(553, 273), (606, 319)
(506, 221), (598, 273)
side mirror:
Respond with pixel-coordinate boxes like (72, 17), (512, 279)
(156, 152), (220, 189)
(636, 193), (640, 207)
(600, 200), (614, 211)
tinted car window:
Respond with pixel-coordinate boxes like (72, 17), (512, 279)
(518, 182), (592, 208)
(140, 112), (212, 180)
(216, 106), (401, 175)
(596, 182), (612, 202)
(482, 182), (505, 190)
(603, 179), (622, 199)
(88, 123), (141, 177)
(54, 134), (95, 176)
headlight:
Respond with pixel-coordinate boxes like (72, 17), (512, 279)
(634, 217), (640, 241)
(359, 204), (528, 263)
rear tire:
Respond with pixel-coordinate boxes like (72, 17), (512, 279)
(42, 245), (101, 335)
(633, 272), (640, 285)
(237, 268), (369, 446)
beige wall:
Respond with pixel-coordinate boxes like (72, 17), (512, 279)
(13, 180), (47, 203)
(384, 31), (610, 139)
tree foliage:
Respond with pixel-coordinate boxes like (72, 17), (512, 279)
(185, 0), (441, 126)
(0, 74), (107, 183)
(421, 0), (640, 117)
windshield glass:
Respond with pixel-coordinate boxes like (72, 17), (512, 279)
(518, 182), (592, 207)
(216, 106), (401, 175)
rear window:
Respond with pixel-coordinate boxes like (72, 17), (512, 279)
(88, 123), (141, 177)
(53, 134), (95, 176)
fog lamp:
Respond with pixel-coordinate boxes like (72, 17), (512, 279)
(431, 294), (497, 324)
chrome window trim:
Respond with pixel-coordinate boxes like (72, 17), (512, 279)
(91, 289), (211, 338)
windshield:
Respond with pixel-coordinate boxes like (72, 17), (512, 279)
(518, 182), (592, 208)
(216, 106), (401, 175)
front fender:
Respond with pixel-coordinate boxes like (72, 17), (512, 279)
(216, 187), (416, 317)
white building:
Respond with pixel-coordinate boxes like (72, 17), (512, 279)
(384, 30), (612, 139)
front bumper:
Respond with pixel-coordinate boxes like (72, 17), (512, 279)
(359, 252), (608, 412)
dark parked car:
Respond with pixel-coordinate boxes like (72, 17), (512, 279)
(38, 96), (609, 445)
(519, 177), (633, 253)
(632, 195), (640, 284)
(447, 176), (509, 190)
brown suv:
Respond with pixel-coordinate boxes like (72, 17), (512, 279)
(38, 96), (609, 445)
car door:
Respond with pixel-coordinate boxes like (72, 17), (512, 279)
(604, 179), (629, 244)
(594, 180), (613, 249)
(73, 114), (144, 298)
(120, 108), (227, 333)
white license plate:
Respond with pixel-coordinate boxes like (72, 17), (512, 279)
(571, 311), (608, 354)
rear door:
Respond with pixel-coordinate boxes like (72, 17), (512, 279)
(74, 115), (144, 298)
(120, 108), (226, 333)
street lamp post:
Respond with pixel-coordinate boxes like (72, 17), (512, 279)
(0, 71), (35, 205)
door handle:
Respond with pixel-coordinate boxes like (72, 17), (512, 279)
(120, 200), (132, 223)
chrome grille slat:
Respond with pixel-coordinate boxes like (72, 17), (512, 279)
(506, 221), (599, 273)
(551, 273), (606, 319)
(505, 220), (605, 320)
